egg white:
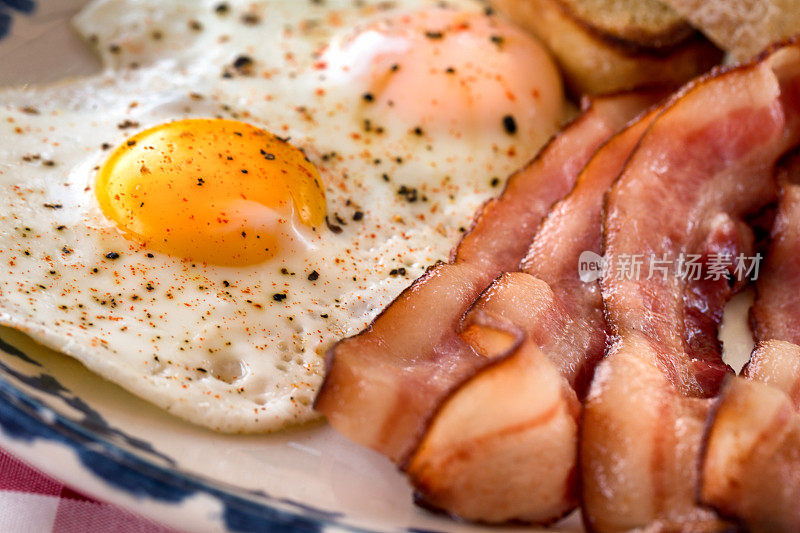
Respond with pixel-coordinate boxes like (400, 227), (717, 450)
(0, 0), (561, 431)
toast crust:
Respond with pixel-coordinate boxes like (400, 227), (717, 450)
(662, 0), (800, 60)
(491, 0), (722, 95)
(556, 0), (693, 50)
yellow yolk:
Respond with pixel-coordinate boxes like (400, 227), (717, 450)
(95, 118), (325, 266)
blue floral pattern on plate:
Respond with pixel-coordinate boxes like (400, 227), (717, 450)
(0, 0), (36, 40)
(0, 329), (342, 532)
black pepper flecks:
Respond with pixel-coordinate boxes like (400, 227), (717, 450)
(272, 293), (287, 302)
(241, 13), (260, 25)
(307, 270), (319, 281)
(503, 114), (517, 135)
(118, 120), (140, 130)
(326, 217), (343, 234)
(105, 252), (120, 260)
(397, 185), (418, 203)
(231, 55), (254, 76)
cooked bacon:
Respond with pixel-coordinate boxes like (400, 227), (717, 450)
(751, 159), (800, 345)
(744, 341), (800, 401)
(466, 104), (661, 394)
(700, 156), (800, 532)
(581, 41), (800, 532)
(408, 315), (582, 524)
(403, 104), (663, 524)
(452, 92), (663, 273)
(519, 105), (662, 396)
(314, 92), (657, 465)
(701, 341), (800, 533)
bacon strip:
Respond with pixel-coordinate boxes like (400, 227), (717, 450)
(701, 342), (800, 533)
(581, 41), (800, 532)
(403, 103), (663, 524)
(314, 92), (656, 465)
(700, 155), (800, 532)
(409, 318), (581, 524)
(751, 155), (800, 345)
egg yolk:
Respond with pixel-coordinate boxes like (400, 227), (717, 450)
(95, 119), (325, 266)
(322, 8), (563, 146)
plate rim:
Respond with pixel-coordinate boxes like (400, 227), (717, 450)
(0, 336), (386, 533)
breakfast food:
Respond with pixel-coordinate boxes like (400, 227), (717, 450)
(700, 154), (800, 532)
(405, 99), (663, 524)
(489, 0), (722, 94)
(662, 0), (800, 60)
(315, 91), (654, 466)
(316, 19), (800, 527)
(701, 341), (800, 533)
(582, 41), (800, 530)
(750, 155), (800, 344)
(9, 0), (800, 529)
(0, 0), (565, 432)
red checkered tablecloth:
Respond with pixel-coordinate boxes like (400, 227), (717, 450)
(0, 449), (179, 532)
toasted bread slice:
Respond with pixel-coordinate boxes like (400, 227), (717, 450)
(490, 0), (722, 94)
(661, 0), (800, 60)
(560, 0), (692, 47)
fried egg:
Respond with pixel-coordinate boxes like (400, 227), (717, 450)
(0, 0), (564, 432)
